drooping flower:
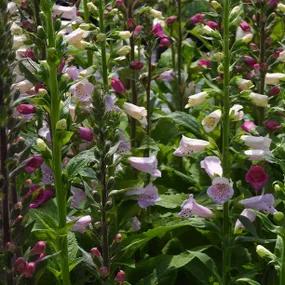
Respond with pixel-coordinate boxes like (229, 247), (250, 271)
(29, 188), (54, 208)
(24, 155), (44, 173)
(166, 16), (177, 25)
(38, 121), (51, 142)
(264, 119), (281, 132)
(128, 156), (161, 177)
(207, 177), (234, 204)
(130, 60), (144, 70)
(237, 78), (254, 90)
(244, 149), (271, 161)
(111, 77), (125, 94)
(239, 20), (251, 32)
(115, 270), (126, 284)
(185, 91), (208, 108)
(158, 70), (175, 82)
(178, 194), (213, 218)
(249, 92), (269, 107)
(64, 28), (89, 49)
(131, 216), (141, 232)
(174, 135), (210, 157)
(53, 5), (77, 20)
(123, 102), (147, 127)
(72, 215), (92, 233)
(31, 241), (46, 255)
(202, 109), (222, 133)
(245, 165), (269, 191)
(22, 262), (36, 278)
(71, 186), (87, 209)
(70, 79), (94, 103)
(63, 65), (80, 80)
(234, 209), (256, 233)
(239, 194), (276, 213)
(200, 156), (223, 178)
(78, 127), (94, 142)
(265, 73), (285, 85)
(127, 184), (160, 208)
(190, 13), (205, 25)
(41, 163), (54, 185)
(236, 26), (253, 43)
(229, 104), (244, 121)
(241, 121), (256, 133)
(241, 135), (271, 150)
(16, 104), (36, 115)
(152, 23), (166, 38)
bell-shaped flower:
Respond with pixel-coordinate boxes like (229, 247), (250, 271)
(131, 216), (141, 231)
(111, 77), (125, 94)
(78, 127), (94, 142)
(127, 184), (160, 208)
(65, 28), (89, 49)
(202, 109), (222, 133)
(234, 209), (256, 233)
(71, 186), (86, 209)
(70, 79), (94, 104)
(249, 92), (269, 107)
(229, 104), (244, 121)
(12, 79), (33, 94)
(53, 5), (77, 20)
(24, 155), (44, 173)
(237, 78), (254, 90)
(63, 65), (80, 80)
(128, 156), (161, 177)
(123, 102), (147, 127)
(29, 188), (54, 208)
(207, 177), (234, 204)
(72, 215), (92, 233)
(239, 194), (276, 214)
(41, 163), (54, 185)
(174, 135), (209, 157)
(265, 73), (285, 85)
(244, 149), (271, 161)
(236, 26), (253, 43)
(241, 121), (256, 133)
(185, 91), (208, 108)
(178, 194), (213, 218)
(200, 156), (223, 178)
(245, 165), (269, 191)
(241, 135), (271, 150)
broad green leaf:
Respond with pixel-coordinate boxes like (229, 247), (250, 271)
(156, 193), (187, 209)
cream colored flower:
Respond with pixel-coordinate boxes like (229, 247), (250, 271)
(123, 102), (147, 127)
(249, 92), (268, 107)
(265, 73), (285, 85)
(202, 109), (222, 133)
(185, 92), (208, 108)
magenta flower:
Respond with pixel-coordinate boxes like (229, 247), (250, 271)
(241, 120), (256, 132)
(72, 215), (92, 233)
(71, 186), (86, 208)
(245, 165), (269, 191)
(15, 257), (27, 274)
(158, 70), (175, 82)
(79, 127), (94, 142)
(16, 104), (36, 115)
(166, 16), (177, 25)
(239, 194), (276, 213)
(128, 156), (161, 177)
(24, 155), (44, 173)
(111, 77), (125, 94)
(269, 86), (280, 96)
(127, 184), (160, 208)
(179, 194), (213, 218)
(115, 270), (126, 284)
(133, 25), (143, 37)
(31, 241), (46, 255)
(200, 156), (223, 178)
(264, 119), (281, 132)
(206, 20), (219, 30)
(130, 60), (144, 70)
(244, 56), (257, 67)
(41, 163), (54, 184)
(159, 37), (171, 48)
(239, 20), (251, 32)
(198, 59), (211, 68)
(29, 188), (54, 208)
(190, 13), (205, 25)
(22, 262), (36, 278)
(207, 177), (234, 204)
(234, 209), (256, 233)
(152, 23), (166, 38)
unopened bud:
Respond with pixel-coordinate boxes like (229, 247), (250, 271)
(114, 233), (123, 243)
(99, 266), (109, 278)
(256, 245), (276, 260)
(56, 119), (67, 130)
(90, 247), (101, 258)
(115, 270), (126, 283)
(273, 211), (285, 223)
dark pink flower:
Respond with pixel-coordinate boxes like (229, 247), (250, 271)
(269, 86), (280, 96)
(130, 60), (144, 70)
(23, 262), (36, 278)
(264, 119), (281, 132)
(31, 241), (46, 255)
(241, 120), (256, 132)
(240, 20), (251, 32)
(17, 104), (36, 115)
(244, 56), (257, 67)
(15, 257), (27, 274)
(29, 188), (54, 208)
(159, 37), (171, 48)
(166, 16), (177, 25)
(24, 155), (44, 173)
(190, 13), (205, 25)
(206, 20), (219, 30)
(115, 0), (124, 7)
(115, 270), (126, 284)
(90, 247), (101, 258)
(133, 25), (143, 37)
(198, 59), (211, 68)
(111, 77), (125, 94)
(79, 127), (94, 142)
(245, 165), (269, 191)
(152, 23), (166, 38)
(20, 48), (36, 60)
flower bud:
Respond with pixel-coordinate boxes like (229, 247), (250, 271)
(87, 2), (98, 14)
(273, 211), (284, 223)
(117, 46), (131, 56)
(31, 241), (46, 255)
(115, 270), (126, 283)
(256, 245), (276, 260)
(99, 266), (109, 278)
(23, 262), (36, 278)
(90, 247), (101, 258)
(15, 257), (27, 274)
(114, 233), (123, 243)
(78, 127), (94, 142)
(210, 1), (222, 10)
(118, 31), (131, 40)
(56, 119), (67, 130)
(111, 77), (126, 94)
(16, 104), (36, 115)
(36, 138), (48, 152)
(149, 8), (163, 19)
(277, 3), (285, 13)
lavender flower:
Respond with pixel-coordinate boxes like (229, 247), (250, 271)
(72, 215), (92, 233)
(41, 163), (54, 185)
(239, 194), (276, 214)
(131, 216), (141, 232)
(128, 156), (161, 177)
(70, 79), (94, 104)
(207, 177), (234, 204)
(71, 186), (86, 209)
(127, 184), (160, 208)
(200, 156), (223, 178)
(179, 194), (213, 218)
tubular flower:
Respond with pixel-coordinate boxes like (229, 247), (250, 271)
(185, 91), (208, 108)
(123, 102), (147, 127)
(245, 165), (269, 191)
(240, 194), (276, 214)
(207, 177), (234, 204)
(128, 156), (161, 177)
(200, 156), (223, 178)
(202, 109), (222, 133)
(234, 209), (256, 233)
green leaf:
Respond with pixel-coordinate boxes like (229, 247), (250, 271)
(236, 278), (262, 285)
(238, 215), (257, 237)
(156, 193), (187, 209)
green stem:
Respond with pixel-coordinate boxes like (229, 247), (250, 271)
(98, 0), (108, 91)
(45, 9), (70, 285)
(146, 49), (152, 153)
(177, 0), (183, 110)
(222, 0), (231, 284)
(280, 232), (285, 285)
